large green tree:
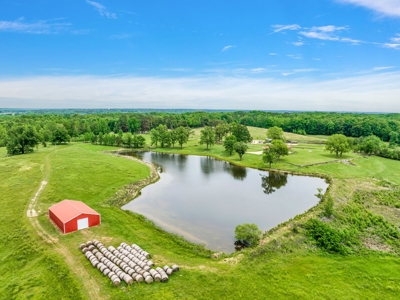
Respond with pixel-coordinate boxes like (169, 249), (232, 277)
(359, 135), (382, 155)
(157, 124), (171, 148)
(150, 128), (160, 146)
(215, 123), (230, 143)
(223, 135), (237, 155)
(6, 124), (40, 155)
(132, 135), (146, 148)
(267, 126), (285, 141)
(128, 117), (141, 134)
(271, 139), (289, 160)
(51, 124), (70, 145)
(200, 126), (215, 149)
(325, 134), (351, 157)
(231, 123), (252, 143)
(262, 146), (278, 168)
(174, 126), (190, 148)
(234, 142), (248, 161)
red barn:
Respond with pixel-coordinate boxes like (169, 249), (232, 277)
(48, 200), (101, 234)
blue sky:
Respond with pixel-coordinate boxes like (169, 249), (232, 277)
(0, 0), (400, 111)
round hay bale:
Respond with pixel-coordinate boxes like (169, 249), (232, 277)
(143, 266), (151, 272)
(146, 261), (154, 267)
(134, 274), (144, 283)
(134, 266), (142, 273)
(88, 245), (95, 251)
(111, 266), (120, 273)
(99, 264), (108, 273)
(108, 272), (116, 279)
(138, 269), (145, 275)
(86, 241), (93, 247)
(163, 266), (170, 272)
(103, 269), (111, 277)
(160, 273), (169, 282)
(128, 262), (136, 268)
(117, 271), (126, 280)
(166, 268), (173, 276)
(122, 258), (129, 264)
(90, 260), (99, 268)
(95, 253), (103, 260)
(112, 277), (121, 286)
(172, 265), (180, 272)
(79, 243), (86, 250)
(82, 247), (89, 254)
(123, 275), (134, 285)
(126, 268), (135, 276)
(108, 246), (116, 252)
(144, 275), (153, 284)
(92, 249), (99, 255)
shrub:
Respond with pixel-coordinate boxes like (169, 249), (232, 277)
(304, 218), (350, 254)
(235, 223), (262, 246)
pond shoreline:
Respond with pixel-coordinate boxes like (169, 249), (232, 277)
(109, 149), (331, 253)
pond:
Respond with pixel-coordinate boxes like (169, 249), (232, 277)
(122, 152), (329, 253)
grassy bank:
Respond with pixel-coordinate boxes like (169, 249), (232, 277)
(1, 129), (400, 299)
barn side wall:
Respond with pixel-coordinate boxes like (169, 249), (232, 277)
(65, 214), (101, 233)
(49, 210), (65, 233)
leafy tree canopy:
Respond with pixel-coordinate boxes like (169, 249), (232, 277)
(325, 134), (351, 157)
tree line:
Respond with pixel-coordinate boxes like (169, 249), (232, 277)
(1, 111), (400, 156)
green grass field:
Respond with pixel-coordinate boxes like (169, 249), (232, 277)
(1, 128), (400, 299)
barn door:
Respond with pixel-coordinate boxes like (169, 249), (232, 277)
(77, 218), (89, 230)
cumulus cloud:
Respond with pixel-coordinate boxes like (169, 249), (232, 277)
(86, 0), (117, 19)
(0, 18), (72, 34)
(1, 72), (400, 112)
(336, 0), (400, 17)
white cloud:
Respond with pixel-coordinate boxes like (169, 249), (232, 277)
(287, 54), (302, 59)
(383, 43), (400, 49)
(292, 41), (304, 46)
(269, 53), (278, 56)
(391, 34), (400, 42)
(251, 68), (266, 73)
(221, 45), (235, 52)
(271, 24), (301, 34)
(373, 66), (395, 71)
(382, 34), (400, 49)
(300, 25), (363, 44)
(336, 0), (400, 17)
(3, 72), (399, 111)
(0, 18), (72, 34)
(86, 0), (117, 19)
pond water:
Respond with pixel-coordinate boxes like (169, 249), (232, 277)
(122, 152), (329, 253)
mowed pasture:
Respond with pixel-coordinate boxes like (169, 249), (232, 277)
(1, 129), (400, 299)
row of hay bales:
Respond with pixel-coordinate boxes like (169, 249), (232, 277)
(80, 240), (179, 286)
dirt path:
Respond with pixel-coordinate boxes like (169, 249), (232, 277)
(26, 151), (104, 300)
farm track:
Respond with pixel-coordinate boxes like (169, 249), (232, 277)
(27, 150), (105, 300)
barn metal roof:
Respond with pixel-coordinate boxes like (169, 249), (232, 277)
(48, 200), (100, 223)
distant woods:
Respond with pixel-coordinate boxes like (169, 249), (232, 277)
(1, 111), (400, 157)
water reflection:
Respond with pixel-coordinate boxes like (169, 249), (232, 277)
(223, 162), (247, 181)
(261, 172), (288, 195)
(121, 151), (329, 253)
